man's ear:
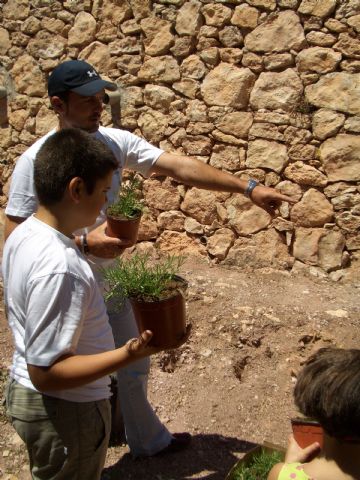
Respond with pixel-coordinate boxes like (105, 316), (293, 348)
(68, 177), (85, 203)
(50, 96), (66, 115)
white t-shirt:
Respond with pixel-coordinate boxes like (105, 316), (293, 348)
(2, 215), (116, 402)
(5, 126), (164, 269)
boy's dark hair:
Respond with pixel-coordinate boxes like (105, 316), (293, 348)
(34, 128), (118, 206)
(294, 348), (360, 439)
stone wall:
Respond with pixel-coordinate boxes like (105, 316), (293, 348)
(0, 0), (359, 275)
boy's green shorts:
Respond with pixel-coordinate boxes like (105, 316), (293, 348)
(5, 379), (111, 480)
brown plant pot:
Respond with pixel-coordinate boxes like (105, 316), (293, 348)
(129, 276), (188, 349)
(106, 212), (141, 246)
(291, 418), (324, 449)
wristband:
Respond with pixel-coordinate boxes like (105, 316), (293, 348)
(244, 178), (258, 198)
(80, 233), (90, 255)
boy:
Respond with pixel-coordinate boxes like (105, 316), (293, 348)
(2, 128), (160, 480)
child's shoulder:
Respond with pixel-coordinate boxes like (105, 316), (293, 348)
(7, 218), (84, 280)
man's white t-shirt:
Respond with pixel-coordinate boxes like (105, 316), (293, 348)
(5, 126), (164, 268)
(2, 215), (115, 402)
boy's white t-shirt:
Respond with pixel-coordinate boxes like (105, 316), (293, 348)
(5, 126), (164, 268)
(2, 215), (116, 402)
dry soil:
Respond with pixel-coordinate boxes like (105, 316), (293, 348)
(1, 257), (359, 480)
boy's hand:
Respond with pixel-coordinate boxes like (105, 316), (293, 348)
(251, 185), (296, 216)
(85, 222), (132, 258)
(126, 330), (157, 357)
(126, 325), (192, 357)
(284, 434), (321, 464)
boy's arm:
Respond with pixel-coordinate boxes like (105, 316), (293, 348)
(27, 330), (156, 391)
(28, 325), (191, 392)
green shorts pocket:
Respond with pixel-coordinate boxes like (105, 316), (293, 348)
(6, 379), (58, 421)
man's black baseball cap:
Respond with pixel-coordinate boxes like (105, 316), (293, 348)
(48, 60), (117, 97)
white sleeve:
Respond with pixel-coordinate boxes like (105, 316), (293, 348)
(122, 131), (164, 176)
(5, 153), (38, 218)
(25, 273), (89, 366)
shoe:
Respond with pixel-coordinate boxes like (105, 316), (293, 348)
(154, 432), (192, 456)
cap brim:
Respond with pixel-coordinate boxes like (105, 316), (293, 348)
(71, 79), (117, 96)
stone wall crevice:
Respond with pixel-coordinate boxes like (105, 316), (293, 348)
(1, 0), (359, 273)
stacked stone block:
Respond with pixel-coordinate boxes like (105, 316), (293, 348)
(0, 0), (359, 274)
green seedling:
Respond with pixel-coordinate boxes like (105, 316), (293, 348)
(103, 253), (186, 307)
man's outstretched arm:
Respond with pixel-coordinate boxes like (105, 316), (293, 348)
(151, 152), (295, 215)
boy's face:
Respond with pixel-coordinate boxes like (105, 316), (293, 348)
(80, 171), (114, 226)
(59, 91), (105, 133)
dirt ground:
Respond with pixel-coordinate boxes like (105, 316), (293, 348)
(1, 256), (360, 480)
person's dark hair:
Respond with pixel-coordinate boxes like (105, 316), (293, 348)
(54, 91), (69, 103)
(34, 128), (118, 206)
(50, 91), (108, 106)
(294, 348), (360, 439)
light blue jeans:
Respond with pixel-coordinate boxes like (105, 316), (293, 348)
(107, 299), (172, 456)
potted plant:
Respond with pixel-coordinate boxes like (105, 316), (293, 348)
(291, 417), (324, 449)
(226, 442), (285, 480)
(103, 253), (189, 349)
(106, 173), (145, 246)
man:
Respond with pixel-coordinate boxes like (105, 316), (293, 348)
(4, 60), (293, 457)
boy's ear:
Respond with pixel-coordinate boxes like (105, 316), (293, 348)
(68, 177), (85, 203)
(50, 96), (66, 115)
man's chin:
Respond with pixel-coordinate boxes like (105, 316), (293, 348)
(84, 124), (100, 133)
(76, 121), (100, 133)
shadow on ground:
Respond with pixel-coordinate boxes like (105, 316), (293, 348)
(102, 434), (256, 480)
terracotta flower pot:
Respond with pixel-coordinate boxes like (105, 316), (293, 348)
(106, 212), (141, 246)
(130, 276), (188, 349)
(291, 418), (324, 449)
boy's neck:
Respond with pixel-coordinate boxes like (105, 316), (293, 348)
(35, 206), (74, 238)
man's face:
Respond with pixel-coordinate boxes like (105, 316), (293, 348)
(61, 90), (105, 133)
